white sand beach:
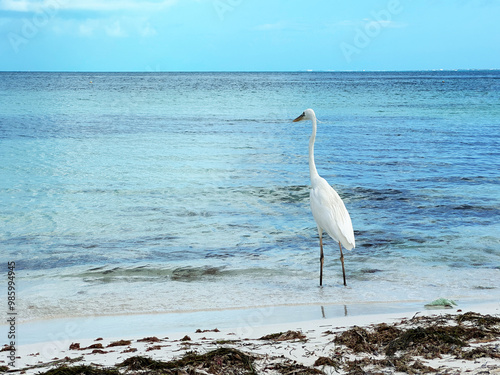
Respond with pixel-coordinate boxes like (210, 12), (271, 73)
(2, 301), (499, 374)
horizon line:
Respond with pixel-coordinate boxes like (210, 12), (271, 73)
(1, 68), (500, 74)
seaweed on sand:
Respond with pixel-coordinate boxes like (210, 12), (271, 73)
(386, 312), (500, 358)
(41, 365), (120, 375)
(456, 311), (500, 330)
(335, 313), (500, 358)
(259, 330), (307, 342)
(344, 355), (438, 375)
(334, 323), (401, 354)
(385, 325), (467, 357)
(38, 348), (257, 375)
(334, 312), (500, 374)
(264, 361), (325, 374)
(118, 347), (257, 374)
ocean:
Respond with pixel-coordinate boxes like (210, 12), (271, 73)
(1, 71), (499, 325)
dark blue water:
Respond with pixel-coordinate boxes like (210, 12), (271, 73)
(1, 71), (499, 321)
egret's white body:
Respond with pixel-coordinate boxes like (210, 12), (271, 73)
(293, 109), (355, 286)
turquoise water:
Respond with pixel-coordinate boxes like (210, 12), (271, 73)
(1, 71), (499, 322)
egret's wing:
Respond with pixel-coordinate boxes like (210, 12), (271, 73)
(310, 178), (355, 249)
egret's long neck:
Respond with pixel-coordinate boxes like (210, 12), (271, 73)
(309, 116), (319, 180)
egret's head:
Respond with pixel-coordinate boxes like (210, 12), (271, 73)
(293, 108), (315, 122)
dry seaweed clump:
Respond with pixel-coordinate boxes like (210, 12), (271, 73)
(38, 348), (256, 375)
(259, 330), (307, 341)
(41, 365), (120, 375)
(456, 311), (500, 329)
(334, 323), (402, 354)
(344, 356), (437, 375)
(264, 362), (325, 374)
(385, 325), (472, 357)
(333, 312), (500, 374)
(118, 348), (257, 375)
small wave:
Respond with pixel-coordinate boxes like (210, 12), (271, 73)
(171, 266), (226, 281)
(452, 204), (497, 212)
(222, 184), (310, 205)
(360, 268), (384, 274)
(430, 203), (500, 221)
(412, 175), (500, 185)
(249, 185), (310, 204)
(350, 186), (409, 201)
(76, 264), (282, 284)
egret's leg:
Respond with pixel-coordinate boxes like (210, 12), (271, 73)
(319, 230), (324, 286)
(339, 241), (346, 286)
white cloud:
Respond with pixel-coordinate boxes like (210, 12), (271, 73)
(0, 0), (178, 12)
(0, 0), (32, 11)
(68, 17), (157, 38)
(140, 22), (157, 37)
(337, 20), (363, 27)
(105, 20), (127, 37)
(78, 22), (93, 36)
(254, 22), (307, 33)
(364, 19), (407, 29)
(0, 0), (164, 39)
(338, 19), (407, 29)
(69, 0), (177, 12)
(74, 18), (100, 36)
(254, 22), (286, 31)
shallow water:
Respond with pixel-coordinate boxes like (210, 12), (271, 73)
(0, 71), (499, 322)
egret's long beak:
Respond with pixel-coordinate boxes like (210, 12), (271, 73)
(293, 112), (305, 122)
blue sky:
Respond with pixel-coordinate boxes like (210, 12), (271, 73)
(0, 0), (499, 71)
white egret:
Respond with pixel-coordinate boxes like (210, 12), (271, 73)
(293, 109), (355, 286)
